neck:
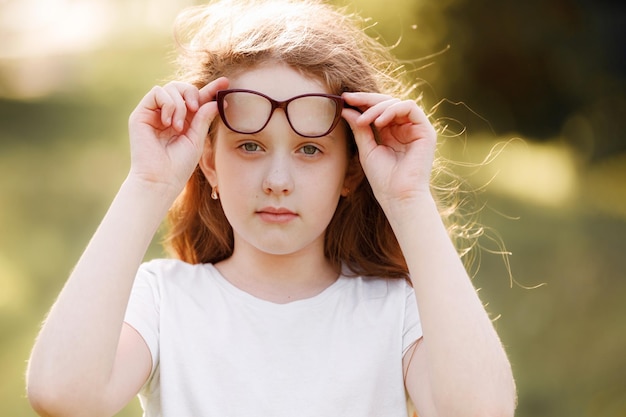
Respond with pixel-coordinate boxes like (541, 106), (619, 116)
(214, 238), (340, 304)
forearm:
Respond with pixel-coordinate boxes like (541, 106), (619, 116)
(388, 195), (516, 416)
(27, 177), (176, 404)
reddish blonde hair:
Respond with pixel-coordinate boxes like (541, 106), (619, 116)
(165, 0), (473, 279)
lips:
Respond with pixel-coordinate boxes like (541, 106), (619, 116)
(256, 207), (298, 223)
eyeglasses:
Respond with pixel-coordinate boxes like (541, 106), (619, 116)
(216, 89), (345, 138)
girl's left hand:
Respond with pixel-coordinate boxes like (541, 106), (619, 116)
(341, 92), (437, 209)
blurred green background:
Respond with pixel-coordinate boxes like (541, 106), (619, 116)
(1, 0), (624, 416)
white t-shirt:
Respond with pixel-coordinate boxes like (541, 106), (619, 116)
(124, 259), (422, 417)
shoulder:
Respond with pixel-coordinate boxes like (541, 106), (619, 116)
(335, 272), (417, 332)
(139, 258), (200, 274)
(340, 267), (413, 303)
(138, 258), (214, 278)
(136, 259), (217, 290)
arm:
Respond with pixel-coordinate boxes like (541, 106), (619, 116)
(342, 93), (516, 417)
(26, 78), (228, 417)
(397, 196), (516, 417)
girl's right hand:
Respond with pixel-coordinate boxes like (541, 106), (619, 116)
(127, 77), (229, 194)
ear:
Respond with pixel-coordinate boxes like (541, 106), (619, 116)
(342, 155), (364, 197)
(198, 141), (218, 188)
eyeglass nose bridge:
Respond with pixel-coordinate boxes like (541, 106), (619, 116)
(263, 96), (292, 132)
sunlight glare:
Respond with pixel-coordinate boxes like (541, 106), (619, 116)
(484, 139), (578, 207)
(0, 252), (30, 313)
(0, 0), (114, 59)
(450, 137), (579, 208)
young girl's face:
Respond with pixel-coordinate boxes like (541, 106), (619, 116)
(202, 63), (353, 258)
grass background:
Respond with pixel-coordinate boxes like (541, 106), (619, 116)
(1, 1), (625, 416)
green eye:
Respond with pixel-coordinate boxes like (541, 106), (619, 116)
(242, 142), (261, 152)
(301, 145), (320, 155)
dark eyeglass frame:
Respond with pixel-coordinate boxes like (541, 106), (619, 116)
(216, 89), (345, 138)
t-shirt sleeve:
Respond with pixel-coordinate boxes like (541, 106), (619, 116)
(402, 280), (423, 355)
(124, 261), (161, 376)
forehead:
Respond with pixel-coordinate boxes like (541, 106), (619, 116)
(227, 63), (330, 100)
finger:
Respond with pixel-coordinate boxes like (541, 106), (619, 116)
(343, 91), (393, 108)
(374, 100), (423, 127)
(186, 101), (220, 144)
(163, 83), (192, 132)
(342, 92), (402, 126)
(141, 86), (175, 128)
(181, 85), (199, 112)
(381, 101), (437, 139)
(198, 77), (230, 105)
(164, 81), (203, 109)
(358, 98), (401, 126)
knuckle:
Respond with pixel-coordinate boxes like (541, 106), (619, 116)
(151, 85), (165, 95)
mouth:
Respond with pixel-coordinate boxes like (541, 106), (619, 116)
(256, 207), (298, 224)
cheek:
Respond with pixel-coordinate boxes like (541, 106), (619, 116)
(306, 161), (349, 203)
(217, 162), (261, 202)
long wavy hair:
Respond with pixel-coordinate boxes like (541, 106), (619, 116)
(164, 0), (479, 279)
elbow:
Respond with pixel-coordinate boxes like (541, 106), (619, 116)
(482, 396), (517, 417)
(455, 395), (516, 417)
(435, 391), (516, 417)
(484, 400), (517, 417)
(456, 374), (517, 417)
(27, 381), (66, 417)
(26, 355), (118, 417)
(26, 365), (54, 417)
(27, 378), (109, 417)
(501, 382), (518, 417)
(476, 353), (517, 417)
(499, 365), (518, 417)
(27, 380), (76, 417)
(26, 362), (61, 416)
(26, 355), (68, 416)
(476, 377), (518, 417)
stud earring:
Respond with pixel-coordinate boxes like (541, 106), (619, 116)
(211, 186), (219, 200)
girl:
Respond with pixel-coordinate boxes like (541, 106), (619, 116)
(27, 1), (516, 416)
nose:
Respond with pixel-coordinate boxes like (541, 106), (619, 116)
(261, 109), (296, 195)
(262, 153), (294, 195)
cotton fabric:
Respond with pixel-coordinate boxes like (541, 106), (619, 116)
(124, 259), (422, 417)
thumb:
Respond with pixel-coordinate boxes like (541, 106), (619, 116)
(342, 108), (377, 164)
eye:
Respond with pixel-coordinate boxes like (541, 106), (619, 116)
(240, 142), (262, 152)
(299, 144), (320, 155)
